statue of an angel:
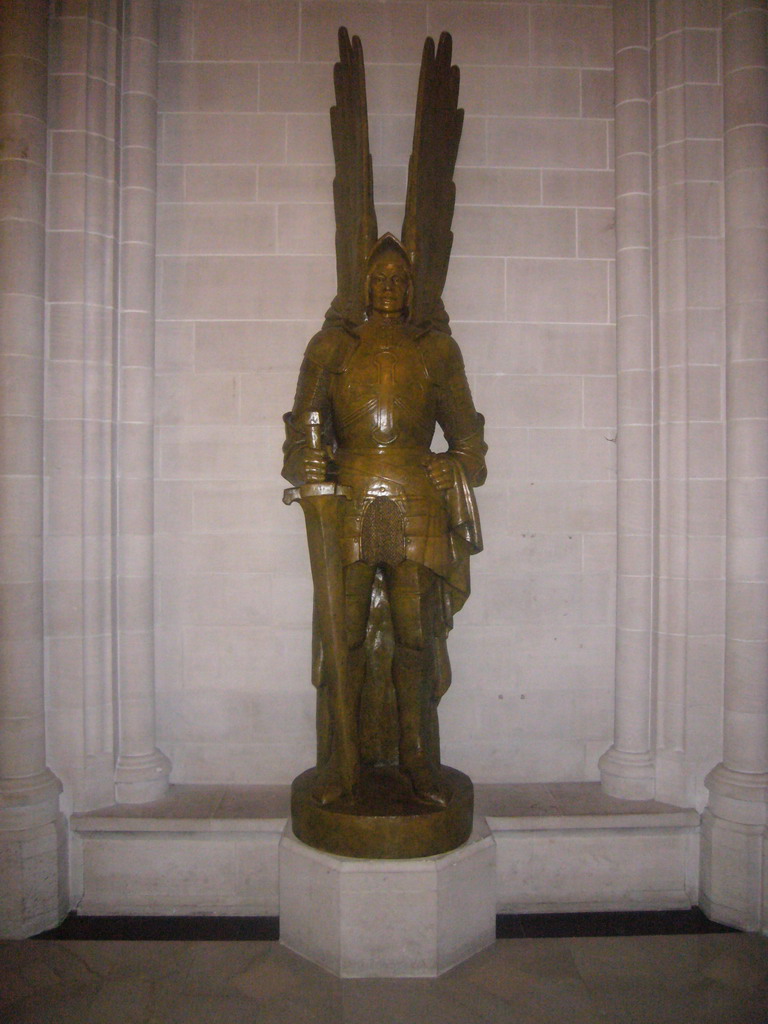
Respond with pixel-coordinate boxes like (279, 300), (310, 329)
(282, 29), (486, 857)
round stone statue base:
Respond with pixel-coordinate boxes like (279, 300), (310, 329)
(290, 764), (473, 858)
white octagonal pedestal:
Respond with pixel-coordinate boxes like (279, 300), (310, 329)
(279, 816), (496, 977)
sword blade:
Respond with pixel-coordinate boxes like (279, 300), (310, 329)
(287, 483), (356, 789)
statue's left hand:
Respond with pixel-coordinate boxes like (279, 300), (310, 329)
(424, 454), (457, 491)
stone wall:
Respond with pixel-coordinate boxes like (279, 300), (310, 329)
(2, 0), (766, 937)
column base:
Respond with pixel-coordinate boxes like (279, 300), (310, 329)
(114, 749), (171, 804)
(0, 770), (68, 937)
(599, 746), (656, 800)
(0, 768), (62, 830)
(0, 813), (69, 938)
(279, 817), (496, 977)
(700, 763), (768, 932)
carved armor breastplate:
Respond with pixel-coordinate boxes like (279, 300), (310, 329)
(329, 324), (435, 451)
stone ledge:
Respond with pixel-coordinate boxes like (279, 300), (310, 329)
(475, 781), (700, 832)
(70, 784), (290, 833)
(478, 784), (700, 916)
(68, 782), (701, 919)
(70, 780), (697, 834)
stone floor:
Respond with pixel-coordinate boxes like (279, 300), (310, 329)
(2, 930), (768, 1023)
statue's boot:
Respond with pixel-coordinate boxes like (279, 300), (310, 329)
(311, 763), (350, 806)
(312, 744), (360, 805)
(394, 645), (449, 807)
(405, 762), (448, 807)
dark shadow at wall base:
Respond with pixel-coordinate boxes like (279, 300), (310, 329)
(496, 907), (737, 939)
(35, 914), (281, 941)
(34, 907), (736, 941)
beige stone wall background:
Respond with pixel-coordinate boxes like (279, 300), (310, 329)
(35, 0), (732, 812)
(3, 0), (762, 938)
(153, 0), (618, 785)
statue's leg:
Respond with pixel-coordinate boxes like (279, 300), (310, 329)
(344, 560), (376, 714)
(358, 569), (398, 766)
(311, 562), (375, 804)
(388, 562), (448, 806)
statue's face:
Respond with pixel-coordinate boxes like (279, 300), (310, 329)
(368, 257), (410, 317)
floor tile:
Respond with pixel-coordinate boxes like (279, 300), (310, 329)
(339, 978), (489, 1024)
(568, 934), (768, 1024)
(2, 988), (101, 1024)
(2, 933), (767, 1024)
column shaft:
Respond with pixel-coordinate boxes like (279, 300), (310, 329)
(46, 0), (120, 812)
(0, 0), (66, 938)
(650, 1), (728, 807)
(600, 0), (656, 798)
(0, 0), (62, 826)
(701, 0), (768, 932)
(722, 1), (768, 777)
(113, 0), (170, 801)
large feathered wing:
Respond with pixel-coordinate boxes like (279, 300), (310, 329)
(401, 33), (464, 333)
(326, 27), (378, 328)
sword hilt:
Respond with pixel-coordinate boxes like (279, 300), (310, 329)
(300, 409), (323, 452)
(283, 481), (351, 505)
(284, 410), (351, 505)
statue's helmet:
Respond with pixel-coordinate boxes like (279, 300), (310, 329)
(364, 233), (413, 316)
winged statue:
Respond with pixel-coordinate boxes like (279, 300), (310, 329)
(282, 29), (487, 858)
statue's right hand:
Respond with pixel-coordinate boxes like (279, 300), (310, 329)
(301, 449), (328, 483)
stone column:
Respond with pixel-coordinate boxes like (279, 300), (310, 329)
(113, 0), (170, 802)
(46, 0), (121, 813)
(0, 0), (67, 937)
(701, 0), (768, 932)
(647, 1), (727, 809)
(599, 0), (656, 799)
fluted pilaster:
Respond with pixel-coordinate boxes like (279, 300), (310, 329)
(113, 0), (170, 802)
(0, 0), (66, 938)
(600, 0), (656, 798)
(701, 0), (768, 933)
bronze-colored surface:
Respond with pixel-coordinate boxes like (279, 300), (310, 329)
(291, 765), (474, 859)
(282, 28), (486, 859)
(284, 480), (355, 802)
